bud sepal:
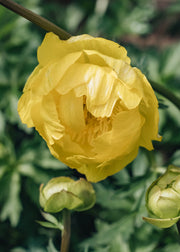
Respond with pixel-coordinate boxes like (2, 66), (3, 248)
(40, 176), (96, 213)
(144, 165), (180, 228)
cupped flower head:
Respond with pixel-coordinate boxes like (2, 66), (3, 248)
(40, 176), (96, 213)
(18, 32), (161, 182)
(144, 165), (180, 228)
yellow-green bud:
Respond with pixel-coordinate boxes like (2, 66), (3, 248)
(143, 165), (180, 228)
(39, 177), (96, 213)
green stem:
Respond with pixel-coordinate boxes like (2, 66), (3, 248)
(60, 209), (71, 252)
(150, 79), (180, 110)
(0, 0), (71, 40)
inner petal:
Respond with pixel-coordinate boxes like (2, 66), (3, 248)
(93, 106), (145, 162)
(57, 90), (85, 133)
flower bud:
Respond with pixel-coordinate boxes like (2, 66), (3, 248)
(39, 177), (96, 213)
(144, 165), (180, 228)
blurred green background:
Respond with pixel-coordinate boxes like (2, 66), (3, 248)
(0, 0), (180, 251)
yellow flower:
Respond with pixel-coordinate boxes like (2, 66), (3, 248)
(18, 32), (161, 182)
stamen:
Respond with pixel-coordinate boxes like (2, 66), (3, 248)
(65, 96), (124, 146)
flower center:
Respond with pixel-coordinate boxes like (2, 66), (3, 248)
(70, 96), (112, 146)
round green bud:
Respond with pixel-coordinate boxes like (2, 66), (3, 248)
(144, 165), (180, 228)
(39, 176), (96, 213)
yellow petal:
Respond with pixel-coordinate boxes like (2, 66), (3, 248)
(94, 148), (139, 182)
(77, 50), (108, 66)
(38, 33), (130, 66)
(78, 49), (129, 74)
(56, 62), (119, 117)
(86, 67), (117, 106)
(116, 62), (161, 148)
(88, 89), (118, 118)
(63, 107), (145, 182)
(23, 65), (42, 92)
(56, 63), (115, 96)
(58, 90), (85, 133)
(47, 134), (87, 167)
(24, 51), (83, 97)
(117, 59), (137, 86)
(55, 62), (88, 95)
(31, 93), (64, 145)
(93, 107), (145, 161)
(133, 68), (162, 149)
(18, 91), (35, 127)
(116, 79), (142, 109)
(85, 67), (119, 117)
(66, 147), (139, 183)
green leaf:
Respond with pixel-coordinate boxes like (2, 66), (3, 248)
(170, 150), (180, 166)
(37, 221), (59, 229)
(47, 239), (58, 252)
(0, 111), (5, 134)
(0, 16), (17, 39)
(36, 149), (67, 170)
(38, 212), (63, 231)
(40, 211), (59, 226)
(132, 149), (149, 176)
(109, 235), (130, 252)
(0, 172), (22, 226)
(155, 243), (180, 252)
(161, 43), (180, 79)
(81, 214), (135, 248)
(18, 163), (50, 183)
(10, 248), (27, 252)
(95, 183), (133, 210)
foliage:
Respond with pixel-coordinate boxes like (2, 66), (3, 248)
(0, 0), (180, 251)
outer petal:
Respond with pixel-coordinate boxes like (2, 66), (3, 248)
(133, 68), (162, 149)
(38, 33), (130, 66)
(44, 191), (83, 213)
(67, 147), (139, 182)
(31, 93), (64, 145)
(157, 191), (180, 218)
(78, 49), (129, 75)
(18, 91), (36, 127)
(93, 107), (145, 161)
(116, 61), (161, 149)
(24, 51), (83, 97)
(23, 65), (42, 92)
(48, 133), (88, 166)
(72, 178), (96, 211)
(43, 176), (74, 199)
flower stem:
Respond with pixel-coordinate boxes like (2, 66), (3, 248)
(60, 209), (71, 252)
(0, 0), (71, 40)
(150, 79), (180, 110)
